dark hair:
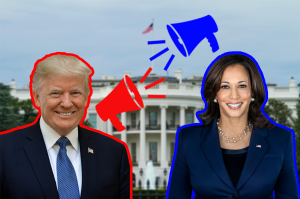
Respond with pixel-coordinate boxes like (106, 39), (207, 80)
(199, 54), (274, 128)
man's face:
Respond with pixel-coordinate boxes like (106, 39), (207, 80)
(33, 75), (88, 136)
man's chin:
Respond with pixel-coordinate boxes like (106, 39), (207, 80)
(52, 122), (78, 135)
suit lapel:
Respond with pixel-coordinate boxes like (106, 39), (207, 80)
(79, 127), (98, 198)
(23, 121), (59, 198)
(236, 126), (269, 190)
(201, 118), (236, 193)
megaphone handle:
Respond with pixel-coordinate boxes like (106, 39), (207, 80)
(109, 114), (126, 132)
(206, 33), (219, 53)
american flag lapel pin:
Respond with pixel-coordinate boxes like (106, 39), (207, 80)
(88, 147), (94, 154)
(256, 145), (261, 148)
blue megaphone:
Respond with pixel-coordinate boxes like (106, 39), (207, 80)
(167, 15), (219, 57)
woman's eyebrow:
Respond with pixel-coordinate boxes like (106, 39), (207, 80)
(221, 81), (248, 84)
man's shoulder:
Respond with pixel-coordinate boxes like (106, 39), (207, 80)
(0, 124), (37, 157)
(0, 124), (34, 142)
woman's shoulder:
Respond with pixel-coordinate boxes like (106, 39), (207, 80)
(263, 124), (295, 149)
(177, 123), (208, 141)
(179, 123), (206, 132)
(266, 124), (294, 139)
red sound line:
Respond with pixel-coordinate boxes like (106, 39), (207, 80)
(145, 77), (165, 90)
(148, 95), (166, 98)
(140, 67), (152, 83)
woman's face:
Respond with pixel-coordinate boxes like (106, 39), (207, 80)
(216, 64), (252, 120)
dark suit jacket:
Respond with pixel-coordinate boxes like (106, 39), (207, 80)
(168, 117), (299, 199)
(0, 119), (130, 198)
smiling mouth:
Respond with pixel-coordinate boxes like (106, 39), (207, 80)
(55, 111), (75, 116)
(227, 103), (242, 107)
(226, 103), (243, 109)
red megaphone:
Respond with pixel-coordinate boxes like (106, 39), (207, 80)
(96, 75), (144, 132)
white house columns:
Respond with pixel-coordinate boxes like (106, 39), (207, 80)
(107, 119), (112, 135)
(139, 106), (146, 168)
(121, 112), (127, 143)
(180, 105), (187, 126)
(160, 105), (168, 168)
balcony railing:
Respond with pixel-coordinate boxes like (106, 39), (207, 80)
(168, 85), (179, 89)
(127, 125), (140, 131)
(166, 124), (180, 130)
(146, 125), (161, 130)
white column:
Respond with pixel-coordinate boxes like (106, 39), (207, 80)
(194, 106), (201, 123)
(99, 117), (107, 132)
(121, 112), (127, 143)
(107, 120), (112, 135)
(97, 114), (101, 131)
(180, 105), (187, 126)
(160, 105), (168, 168)
(139, 106), (146, 168)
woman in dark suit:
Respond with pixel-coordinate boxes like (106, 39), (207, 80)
(167, 52), (299, 199)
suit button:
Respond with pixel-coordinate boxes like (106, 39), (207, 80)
(232, 195), (238, 199)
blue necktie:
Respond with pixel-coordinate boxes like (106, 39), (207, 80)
(56, 136), (80, 199)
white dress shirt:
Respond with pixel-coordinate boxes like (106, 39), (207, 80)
(40, 116), (82, 195)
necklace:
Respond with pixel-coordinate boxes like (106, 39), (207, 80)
(217, 119), (251, 143)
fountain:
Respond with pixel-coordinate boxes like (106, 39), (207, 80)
(143, 160), (156, 190)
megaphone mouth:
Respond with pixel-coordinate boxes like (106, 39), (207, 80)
(167, 24), (188, 57)
(124, 75), (144, 109)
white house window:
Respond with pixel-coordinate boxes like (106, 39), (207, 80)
(170, 142), (175, 162)
(186, 113), (193, 124)
(89, 113), (97, 129)
(131, 143), (136, 163)
(131, 112), (136, 128)
(169, 112), (175, 128)
(149, 112), (157, 126)
(149, 142), (157, 162)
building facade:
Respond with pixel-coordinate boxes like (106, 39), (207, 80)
(9, 69), (299, 187)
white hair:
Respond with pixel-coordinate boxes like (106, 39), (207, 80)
(32, 54), (92, 96)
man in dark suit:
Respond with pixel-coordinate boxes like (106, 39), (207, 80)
(0, 52), (131, 198)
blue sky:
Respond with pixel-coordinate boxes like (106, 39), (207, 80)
(0, 0), (299, 88)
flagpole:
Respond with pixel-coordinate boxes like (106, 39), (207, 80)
(152, 18), (154, 73)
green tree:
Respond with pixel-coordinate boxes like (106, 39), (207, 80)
(110, 81), (115, 86)
(264, 99), (294, 128)
(19, 99), (38, 124)
(11, 98), (38, 125)
(191, 82), (196, 85)
(82, 119), (93, 128)
(0, 83), (22, 132)
(294, 98), (300, 175)
(294, 83), (300, 175)
(11, 97), (20, 114)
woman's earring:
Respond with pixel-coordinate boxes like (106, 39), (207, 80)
(214, 99), (218, 103)
(251, 98), (255, 102)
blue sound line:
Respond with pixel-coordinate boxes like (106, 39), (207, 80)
(149, 47), (169, 61)
(164, 54), (175, 71)
(148, 40), (166, 45)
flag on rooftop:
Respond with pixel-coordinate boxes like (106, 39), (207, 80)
(142, 23), (153, 34)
